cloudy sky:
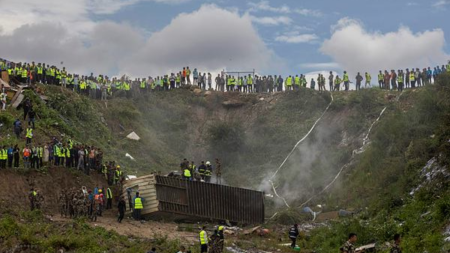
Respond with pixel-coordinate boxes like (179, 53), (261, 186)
(0, 0), (449, 78)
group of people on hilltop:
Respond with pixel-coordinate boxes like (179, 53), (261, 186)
(1, 58), (449, 101)
(179, 158), (222, 184)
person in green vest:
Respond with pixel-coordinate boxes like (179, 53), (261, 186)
(106, 187), (113, 209)
(378, 70), (384, 89)
(334, 75), (342, 91)
(36, 63), (43, 83)
(247, 74), (253, 93)
(365, 72), (371, 88)
(397, 70), (404, 92)
(140, 78), (147, 93)
(184, 167), (192, 181)
(21, 67), (28, 84)
(0, 146), (7, 169)
(59, 145), (66, 167)
(343, 71), (349, 91)
(285, 75), (292, 91)
(199, 226), (208, 253)
(294, 75), (300, 90)
(55, 68), (61, 85)
(26, 127), (33, 145)
(237, 77), (243, 92)
(133, 192), (144, 221)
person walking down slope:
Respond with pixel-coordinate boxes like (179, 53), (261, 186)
(118, 196), (126, 223)
(289, 224), (299, 248)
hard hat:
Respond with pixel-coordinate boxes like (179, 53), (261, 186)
(117, 165), (120, 169)
(99, 189), (102, 193)
(206, 161), (211, 165)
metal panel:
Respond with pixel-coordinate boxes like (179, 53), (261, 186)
(155, 176), (264, 224)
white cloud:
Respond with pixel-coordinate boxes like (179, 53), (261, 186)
(250, 16), (292, 26)
(321, 18), (449, 76)
(407, 2), (419, 6)
(300, 62), (340, 69)
(275, 33), (318, 43)
(0, 4), (279, 77)
(433, 0), (450, 7)
(294, 8), (322, 17)
(248, 0), (290, 13)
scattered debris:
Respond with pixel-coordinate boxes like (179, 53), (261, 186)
(193, 89), (202, 95)
(126, 131), (140, 140)
(222, 100), (245, 108)
(338, 209), (354, 217)
(12, 93), (24, 108)
(243, 226), (260, 235)
(356, 243), (376, 251)
(125, 153), (135, 160)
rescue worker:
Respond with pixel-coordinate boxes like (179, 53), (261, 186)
(390, 234), (402, 253)
(289, 224), (299, 248)
(355, 72), (363, 91)
(364, 72), (371, 88)
(29, 188), (37, 210)
(199, 226), (208, 253)
(184, 166), (192, 181)
(198, 161), (206, 181)
(340, 233), (359, 253)
(26, 126), (33, 144)
(343, 71), (349, 91)
(205, 161), (213, 183)
(378, 70), (384, 89)
(118, 196), (126, 223)
(106, 187), (113, 209)
(134, 192), (144, 221)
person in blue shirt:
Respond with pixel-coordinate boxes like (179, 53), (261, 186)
(427, 67), (432, 84)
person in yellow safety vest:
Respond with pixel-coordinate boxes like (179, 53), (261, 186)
(378, 71), (384, 89)
(230, 76), (236, 91)
(176, 74), (181, 88)
(237, 77), (243, 92)
(36, 64), (43, 83)
(294, 75), (300, 90)
(54, 144), (60, 166)
(59, 145), (66, 167)
(365, 72), (371, 88)
(334, 75), (342, 91)
(397, 70), (404, 92)
(106, 187), (113, 209)
(133, 192), (143, 221)
(446, 61), (450, 72)
(247, 74), (253, 92)
(55, 69), (61, 85)
(65, 146), (71, 167)
(199, 226), (208, 253)
(0, 146), (7, 169)
(217, 225), (225, 251)
(343, 71), (349, 91)
(26, 127), (33, 145)
(115, 166), (123, 185)
(184, 167), (192, 180)
(409, 70), (416, 88)
(285, 75), (292, 91)
(21, 67), (28, 83)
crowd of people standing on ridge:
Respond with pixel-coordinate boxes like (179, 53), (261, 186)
(1, 57), (449, 102)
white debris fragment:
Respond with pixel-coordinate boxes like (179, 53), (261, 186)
(126, 131), (140, 140)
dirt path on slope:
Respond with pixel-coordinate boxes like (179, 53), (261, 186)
(49, 210), (198, 243)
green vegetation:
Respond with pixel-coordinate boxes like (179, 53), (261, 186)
(0, 211), (194, 253)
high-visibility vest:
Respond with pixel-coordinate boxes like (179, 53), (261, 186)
(56, 70), (61, 79)
(107, 188), (113, 199)
(0, 149), (6, 160)
(134, 197), (143, 209)
(176, 76), (180, 83)
(200, 230), (208, 245)
(22, 69), (28, 78)
(140, 81), (146, 89)
(50, 68), (55, 77)
(37, 67), (43, 74)
(286, 77), (292, 86)
(80, 81), (86, 89)
(60, 147), (66, 158)
(7, 68), (12, 75)
(378, 73), (383, 81)
(410, 72), (415, 81)
(54, 145), (60, 156)
(37, 147), (43, 158)
(26, 128), (33, 138)
(247, 76), (253, 85)
(230, 78), (236, 85)
(238, 78), (243, 86)
(218, 226), (224, 231)
(447, 64), (450, 72)
(23, 149), (30, 157)
(365, 73), (371, 82)
(343, 73), (349, 82)
(335, 77), (341, 85)
(294, 76), (300, 85)
(184, 168), (192, 178)
(397, 74), (404, 83)
(66, 148), (70, 158)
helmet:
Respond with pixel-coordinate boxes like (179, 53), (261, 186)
(206, 161), (211, 165)
(117, 165), (121, 169)
(99, 189), (102, 193)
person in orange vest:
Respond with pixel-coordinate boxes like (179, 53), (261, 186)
(23, 145), (31, 168)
